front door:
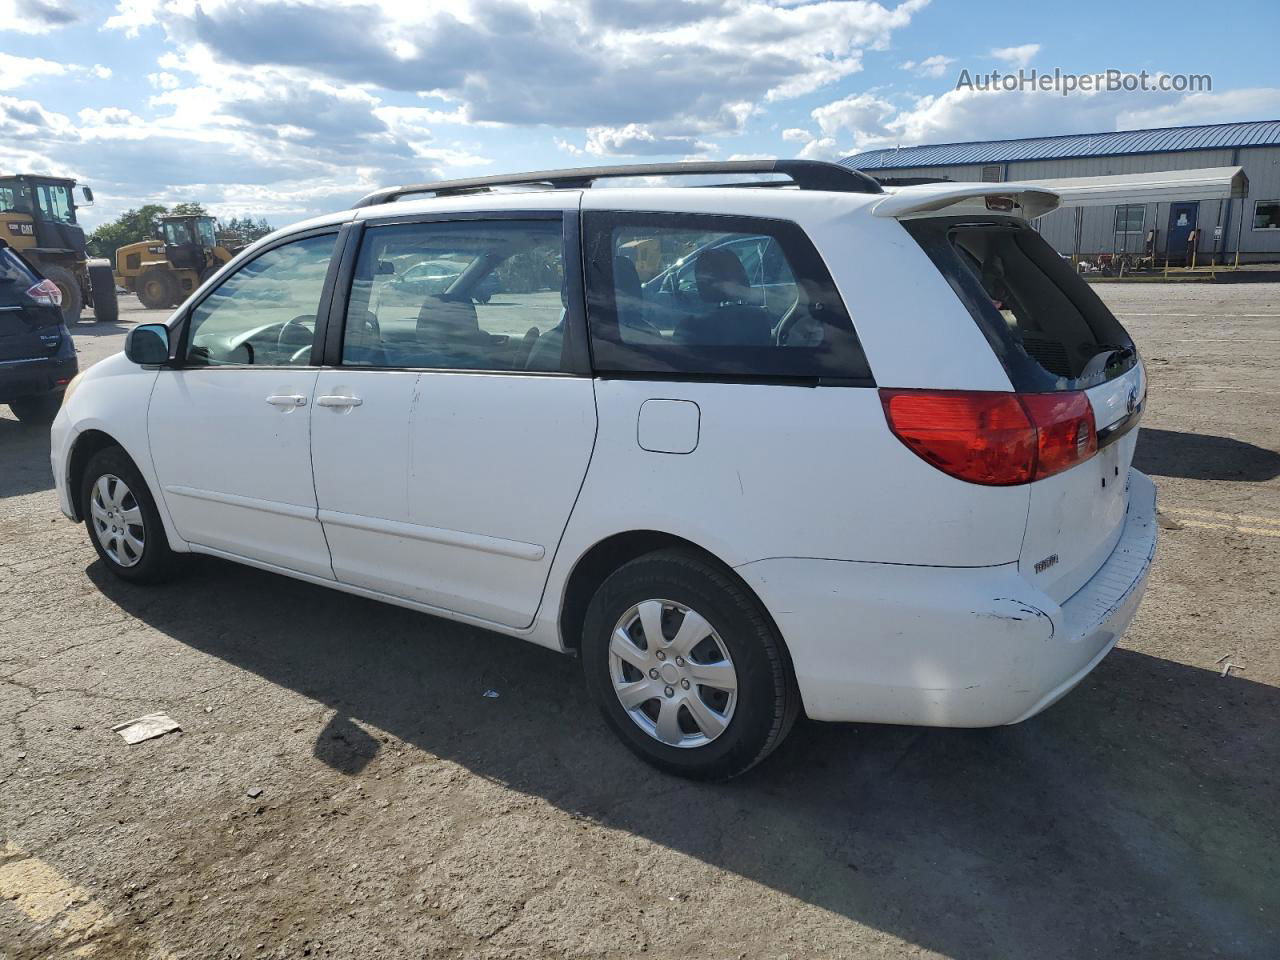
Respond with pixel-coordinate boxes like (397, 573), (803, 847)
(1166, 202), (1199, 264)
(148, 231), (339, 578)
(309, 214), (597, 628)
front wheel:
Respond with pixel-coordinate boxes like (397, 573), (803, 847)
(136, 269), (176, 310)
(581, 548), (800, 780)
(80, 447), (179, 583)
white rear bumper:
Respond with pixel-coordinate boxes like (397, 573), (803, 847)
(736, 470), (1158, 727)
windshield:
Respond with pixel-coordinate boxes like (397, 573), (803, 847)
(196, 218), (217, 247)
(34, 182), (76, 224)
(163, 220), (194, 245)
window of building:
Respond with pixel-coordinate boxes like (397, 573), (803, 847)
(583, 211), (870, 381)
(342, 218), (568, 372)
(980, 165), (1003, 183)
(1253, 201), (1280, 230)
(1114, 204), (1146, 234)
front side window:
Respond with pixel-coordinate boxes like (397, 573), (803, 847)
(584, 211), (869, 380)
(342, 218), (567, 372)
(1114, 204), (1145, 234)
(196, 219), (217, 247)
(35, 183), (74, 224)
(163, 221), (193, 245)
(185, 233), (335, 367)
(1253, 201), (1280, 230)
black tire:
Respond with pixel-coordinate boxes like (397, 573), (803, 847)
(41, 262), (83, 324)
(581, 548), (800, 780)
(137, 269), (176, 310)
(80, 446), (178, 584)
(8, 394), (60, 423)
(89, 264), (119, 323)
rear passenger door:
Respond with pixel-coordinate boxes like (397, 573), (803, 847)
(309, 212), (597, 629)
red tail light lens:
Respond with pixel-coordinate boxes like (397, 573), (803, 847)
(880, 389), (1097, 486)
(26, 279), (62, 307)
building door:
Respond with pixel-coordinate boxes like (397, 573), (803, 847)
(1166, 202), (1199, 264)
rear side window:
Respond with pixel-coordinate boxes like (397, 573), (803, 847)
(584, 211), (871, 382)
(904, 217), (1137, 391)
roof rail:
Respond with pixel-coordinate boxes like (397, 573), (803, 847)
(352, 159), (882, 207)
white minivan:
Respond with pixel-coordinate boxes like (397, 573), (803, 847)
(50, 160), (1156, 779)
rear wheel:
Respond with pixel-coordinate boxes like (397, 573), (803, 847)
(80, 447), (178, 583)
(41, 263), (82, 324)
(88, 263), (119, 323)
(581, 548), (800, 780)
(137, 269), (175, 310)
(8, 395), (59, 423)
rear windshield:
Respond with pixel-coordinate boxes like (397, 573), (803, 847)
(905, 217), (1136, 391)
(0, 246), (39, 288)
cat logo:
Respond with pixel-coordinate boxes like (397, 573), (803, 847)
(6, 223), (34, 236)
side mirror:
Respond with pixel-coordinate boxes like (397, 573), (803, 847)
(80, 186), (94, 204)
(125, 324), (170, 366)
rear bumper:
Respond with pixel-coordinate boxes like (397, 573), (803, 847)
(736, 469), (1158, 727)
(0, 352), (77, 403)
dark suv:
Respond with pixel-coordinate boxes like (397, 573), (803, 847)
(0, 240), (78, 422)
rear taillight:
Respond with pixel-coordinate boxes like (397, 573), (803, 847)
(880, 388), (1097, 486)
(26, 279), (62, 307)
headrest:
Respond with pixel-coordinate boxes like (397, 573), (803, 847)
(417, 295), (479, 335)
(695, 248), (750, 304)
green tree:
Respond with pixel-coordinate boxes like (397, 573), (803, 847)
(86, 204), (169, 260)
(216, 215), (274, 245)
(169, 201), (209, 217)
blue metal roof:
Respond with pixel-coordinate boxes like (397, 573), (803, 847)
(841, 120), (1280, 170)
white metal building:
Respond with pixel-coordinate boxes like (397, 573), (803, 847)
(842, 120), (1280, 264)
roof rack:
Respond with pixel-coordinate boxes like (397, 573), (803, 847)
(352, 159), (882, 207)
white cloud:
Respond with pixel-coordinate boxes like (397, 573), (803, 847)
(811, 92), (897, 140)
(0, 52), (66, 87)
(990, 43), (1041, 69)
(0, 0), (82, 33)
(781, 127), (813, 142)
(900, 54), (953, 78)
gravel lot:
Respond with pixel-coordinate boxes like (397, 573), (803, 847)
(2, 286), (1278, 960)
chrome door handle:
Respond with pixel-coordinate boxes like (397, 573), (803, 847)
(315, 395), (363, 408)
(266, 394), (307, 407)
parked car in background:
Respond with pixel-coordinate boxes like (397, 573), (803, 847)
(390, 257), (500, 302)
(0, 240), (77, 422)
(50, 160), (1155, 780)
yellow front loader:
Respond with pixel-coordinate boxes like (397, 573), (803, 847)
(0, 174), (117, 323)
(114, 215), (240, 309)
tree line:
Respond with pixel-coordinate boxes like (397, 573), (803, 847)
(87, 202), (275, 259)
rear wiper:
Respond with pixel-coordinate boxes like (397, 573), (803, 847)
(1090, 343), (1134, 363)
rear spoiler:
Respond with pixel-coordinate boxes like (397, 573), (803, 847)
(872, 183), (1060, 221)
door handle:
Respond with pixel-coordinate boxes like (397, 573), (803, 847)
(315, 395), (363, 408)
(265, 394), (308, 407)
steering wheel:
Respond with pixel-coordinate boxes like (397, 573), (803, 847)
(277, 314), (315, 364)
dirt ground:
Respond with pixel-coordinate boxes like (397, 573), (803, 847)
(2, 286), (1278, 960)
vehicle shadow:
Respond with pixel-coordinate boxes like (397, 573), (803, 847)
(0, 415), (54, 497)
(88, 557), (1280, 960)
(1135, 427), (1280, 482)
